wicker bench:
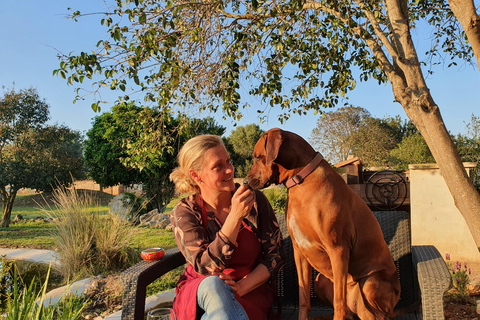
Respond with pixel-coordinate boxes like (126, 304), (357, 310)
(120, 211), (451, 320)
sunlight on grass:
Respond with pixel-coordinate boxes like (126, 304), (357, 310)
(0, 221), (57, 248)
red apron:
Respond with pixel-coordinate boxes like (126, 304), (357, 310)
(173, 205), (276, 320)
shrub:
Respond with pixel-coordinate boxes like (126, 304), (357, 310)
(42, 186), (139, 280)
(263, 187), (287, 215)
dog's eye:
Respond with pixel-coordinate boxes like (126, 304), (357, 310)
(255, 155), (262, 162)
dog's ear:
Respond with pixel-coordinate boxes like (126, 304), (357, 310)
(265, 129), (283, 165)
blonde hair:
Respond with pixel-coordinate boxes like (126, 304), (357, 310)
(169, 134), (225, 194)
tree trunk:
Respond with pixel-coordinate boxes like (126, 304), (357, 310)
(0, 189), (17, 228)
(379, 0), (480, 251)
(448, 0), (480, 73)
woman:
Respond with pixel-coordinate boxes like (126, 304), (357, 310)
(169, 134), (285, 320)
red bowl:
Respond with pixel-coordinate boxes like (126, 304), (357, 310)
(141, 247), (165, 261)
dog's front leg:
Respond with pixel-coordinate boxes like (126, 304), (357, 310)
(329, 246), (349, 320)
(293, 246), (312, 320)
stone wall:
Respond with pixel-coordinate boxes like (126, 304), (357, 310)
(409, 162), (479, 262)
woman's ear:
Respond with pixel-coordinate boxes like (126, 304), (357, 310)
(189, 168), (202, 184)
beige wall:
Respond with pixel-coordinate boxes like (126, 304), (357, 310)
(409, 163), (479, 262)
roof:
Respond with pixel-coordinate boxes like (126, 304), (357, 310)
(334, 156), (363, 168)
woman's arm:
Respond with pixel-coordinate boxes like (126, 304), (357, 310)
(217, 263), (271, 297)
(171, 197), (237, 275)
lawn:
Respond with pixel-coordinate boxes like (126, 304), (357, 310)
(0, 191), (178, 251)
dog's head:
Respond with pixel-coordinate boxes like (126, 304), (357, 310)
(243, 128), (283, 189)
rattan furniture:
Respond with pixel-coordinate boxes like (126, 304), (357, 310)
(120, 211), (451, 319)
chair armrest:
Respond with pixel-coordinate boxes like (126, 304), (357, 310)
(120, 247), (186, 320)
(411, 245), (451, 320)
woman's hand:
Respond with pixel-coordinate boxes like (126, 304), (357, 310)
(214, 264), (270, 297)
(230, 184), (255, 221)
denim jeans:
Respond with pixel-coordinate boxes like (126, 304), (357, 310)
(196, 276), (248, 320)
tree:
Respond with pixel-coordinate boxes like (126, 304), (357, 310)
(352, 117), (397, 168)
(0, 87), (49, 152)
(84, 111), (143, 189)
(390, 134), (436, 170)
(224, 124), (265, 177)
(84, 102), (226, 212)
(452, 114), (480, 189)
(0, 125), (85, 227)
(57, 0), (480, 247)
(309, 107), (371, 163)
(1, 87), (49, 228)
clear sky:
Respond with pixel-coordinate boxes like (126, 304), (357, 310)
(1, 1), (478, 142)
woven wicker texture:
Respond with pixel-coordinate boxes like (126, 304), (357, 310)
(120, 211), (451, 320)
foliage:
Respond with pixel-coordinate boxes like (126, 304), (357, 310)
(380, 116), (418, 144)
(390, 134), (435, 170)
(41, 185), (139, 279)
(351, 117), (398, 169)
(445, 253), (472, 304)
(84, 111), (140, 188)
(310, 107), (371, 163)
(262, 187), (288, 215)
(224, 124), (265, 177)
(452, 114), (480, 191)
(0, 87), (49, 152)
(84, 101), (225, 212)
(1, 261), (87, 320)
(1, 87), (85, 228)
(120, 192), (150, 224)
(55, 0), (472, 121)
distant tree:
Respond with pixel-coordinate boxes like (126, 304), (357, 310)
(84, 102), (225, 212)
(380, 116), (418, 144)
(224, 124), (265, 177)
(452, 114), (480, 190)
(0, 125), (85, 227)
(352, 118), (397, 169)
(310, 107), (371, 163)
(0, 87), (49, 152)
(1, 87), (49, 228)
(390, 134), (435, 170)
(84, 112), (142, 188)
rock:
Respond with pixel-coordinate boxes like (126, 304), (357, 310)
(108, 193), (132, 221)
(13, 214), (23, 222)
(34, 216), (45, 223)
(139, 209), (171, 229)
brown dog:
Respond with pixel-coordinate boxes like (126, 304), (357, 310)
(244, 128), (400, 320)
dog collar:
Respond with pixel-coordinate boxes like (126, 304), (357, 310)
(285, 152), (324, 188)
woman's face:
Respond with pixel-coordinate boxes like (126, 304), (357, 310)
(197, 145), (235, 193)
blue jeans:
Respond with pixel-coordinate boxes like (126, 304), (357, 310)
(196, 276), (248, 320)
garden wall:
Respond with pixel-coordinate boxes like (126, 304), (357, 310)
(409, 162), (479, 263)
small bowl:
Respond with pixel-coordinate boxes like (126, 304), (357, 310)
(141, 247), (165, 261)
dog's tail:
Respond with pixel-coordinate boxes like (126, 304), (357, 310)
(389, 300), (421, 318)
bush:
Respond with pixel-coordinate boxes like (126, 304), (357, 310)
(42, 186), (140, 280)
(262, 187), (287, 215)
(121, 192), (150, 225)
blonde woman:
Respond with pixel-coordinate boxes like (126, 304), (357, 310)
(169, 134), (285, 320)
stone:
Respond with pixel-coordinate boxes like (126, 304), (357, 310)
(13, 214), (23, 222)
(138, 209), (171, 229)
(108, 193), (132, 221)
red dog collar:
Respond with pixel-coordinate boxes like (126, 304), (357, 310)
(285, 153), (324, 188)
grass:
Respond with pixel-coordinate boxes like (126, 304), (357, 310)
(1, 191), (179, 255)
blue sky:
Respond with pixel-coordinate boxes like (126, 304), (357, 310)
(1, 1), (478, 142)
